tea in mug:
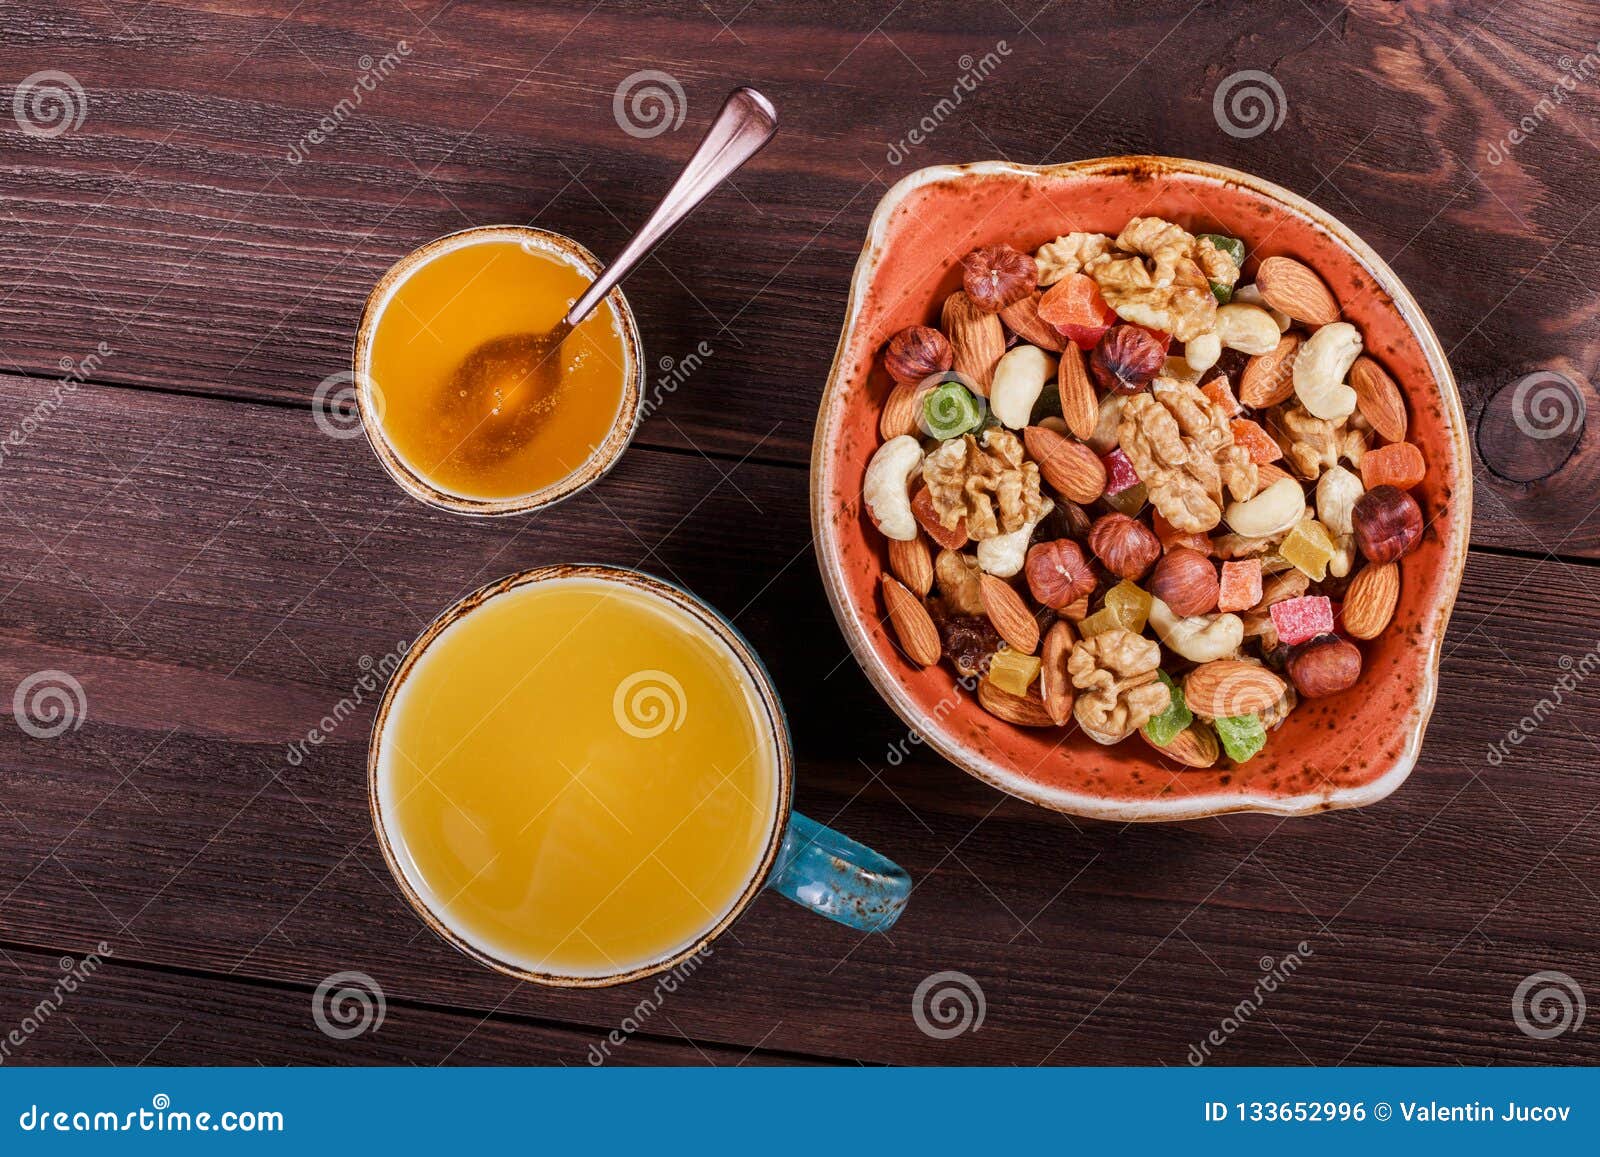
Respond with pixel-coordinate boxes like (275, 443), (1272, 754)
(366, 236), (628, 501)
(377, 576), (780, 978)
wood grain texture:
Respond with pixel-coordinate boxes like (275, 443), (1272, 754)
(0, 1), (1597, 549)
(0, 375), (1595, 1066)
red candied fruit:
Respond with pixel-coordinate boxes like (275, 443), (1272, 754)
(1270, 595), (1335, 647)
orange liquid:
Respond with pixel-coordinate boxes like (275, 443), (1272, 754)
(379, 578), (780, 978)
(367, 237), (628, 500)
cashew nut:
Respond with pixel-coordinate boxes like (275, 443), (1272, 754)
(1148, 597), (1245, 663)
(1184, 332), (1221, 373)
(1224, 477), (1304, 539)
(1315, 464), (1364, 537)
(862, 434), (923, 541)
(1328, 535), (1356, 579)
(976, 497), (1053, 577)
(1213, 303), (1281, 356)
(1232, 284), (1291, 331)
(989, 344), (1057, 428)
(1292, 321), (1361, 420)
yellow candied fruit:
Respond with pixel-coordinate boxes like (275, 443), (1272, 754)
(1280, 518), (1338, 581)
(987, 648), (1042, 697)
(1103, 482), (1148, 518)
(1104, 579), (1153, 634)
(1077, 607), (1123, 638)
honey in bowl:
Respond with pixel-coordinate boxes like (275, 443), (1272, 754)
(374, 574), (782, 981)
(359, 228), (638, 508)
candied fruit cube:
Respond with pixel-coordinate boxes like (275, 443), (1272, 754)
(1361, 441), (1426, 491)
(1270, 594), (1334, 646)
(1077, 607), (1123, 638)
(1203, 376), (1242, 417)
(987, 648), (1041, 697)
(1038, 273), (1116, 350)
(1101, 447), (1141, 496)
(1104, 580), (1153, 634)
(1280, 519), (1338, 581)
(1152, 510), (1211, 555)
(1215, 714), (1266, 763)
(1218, 559), (1263, 613)
(1142, 671), (1192, 747)
(1103, 481), (1148, 517)
(1229, 418), (1283, 465)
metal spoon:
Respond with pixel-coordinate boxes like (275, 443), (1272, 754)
(447, 87), (778, 413)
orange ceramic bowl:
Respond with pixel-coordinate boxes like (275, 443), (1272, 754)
(811, 157), (1471, 821)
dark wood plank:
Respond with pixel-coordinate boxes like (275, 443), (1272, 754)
(1, 1), (1596, 549)
(0, 941), (801, 1065)
(0, 373), (1595, 1065)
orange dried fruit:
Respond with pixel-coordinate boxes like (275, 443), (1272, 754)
(1229, 418), (1282, 465)
(1360, 442), (1426, 491)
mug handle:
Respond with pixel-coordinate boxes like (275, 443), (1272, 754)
(765, 811), (911, 932)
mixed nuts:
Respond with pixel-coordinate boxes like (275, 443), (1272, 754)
(861, 216), (1429, 768)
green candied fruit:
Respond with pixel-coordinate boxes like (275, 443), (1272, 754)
(1209, 281), (1233, 305)
(1215, 714), (1267, 763)
(1198, 233), (1246, 266)
(922, 380), (985, 440)
(1142, 671), (1193, 748)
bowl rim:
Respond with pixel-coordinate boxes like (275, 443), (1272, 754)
(808, 156), (1473, 822)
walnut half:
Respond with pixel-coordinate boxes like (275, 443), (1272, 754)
(1067, 628), (1171, 744)
(1118, 378), (1258, 534)
(921, 429), (1043, 541)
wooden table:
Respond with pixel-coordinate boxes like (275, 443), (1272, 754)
(0, 0), (1595, 1066)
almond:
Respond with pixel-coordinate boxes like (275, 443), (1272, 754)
(1056, 343), (1099, 440)
(1253, 569), (1310, 611)
(1023, 424), (1106, 504)
(1254, 460), (1295, 494)
(881, 575), (940, 667)
(888, 535), (933, 597)
(998, 291), (1066, 353)
(1141, 723), (1219, 768)
(1350, 355), (1407, 442)
(1039, 620), (1075, 726)
(1061, 593), (1090, 622)
(911, 485), (968, 551)
(977, 679), (1056, 727)
(1255, 256), (1340, 326)
(880, 382), (929, 441)
(979, 573), (1040, 654)
(1182, 660), (1286, 719)
(1341, 562), (1399, 639)
(1239, 331), (1301, 408)
(941, 290), (1005, 396)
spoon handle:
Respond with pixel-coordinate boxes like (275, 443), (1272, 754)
(564, 87), (778, 328)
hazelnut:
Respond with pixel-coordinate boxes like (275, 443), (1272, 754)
(1286, 635), (1363, 699)
(961, 244), (1037, 312)
(884, 325), (953, 385)
(1148, 547), (1219, 617)
(1088, 513), (1161, 580)
(1091, 325), (1165, 394)
(1025, 539), (1097, 609)
(1352, 484), (1422, 565)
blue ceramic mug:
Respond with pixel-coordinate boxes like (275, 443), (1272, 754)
(368, 563), (911, 988)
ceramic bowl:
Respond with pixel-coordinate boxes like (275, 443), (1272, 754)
(810, 157), (1471, 821)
